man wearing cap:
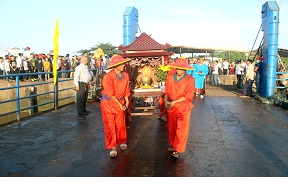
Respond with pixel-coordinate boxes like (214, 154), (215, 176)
(100, 55), (131, 158)
(241, 59), (255, 97)
(74, 55), (92, 119)
(165, 57), (195, 159)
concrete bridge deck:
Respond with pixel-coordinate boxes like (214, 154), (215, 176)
(0, 85), (288, 178)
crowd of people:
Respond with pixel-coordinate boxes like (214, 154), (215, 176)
(0, 47), (110, 83)
(185, 57), (262, 97)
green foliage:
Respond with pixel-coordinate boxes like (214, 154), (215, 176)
(77, 42), (120, 57)
(211, 51), (246, 62)
(155, 65), (170, 82)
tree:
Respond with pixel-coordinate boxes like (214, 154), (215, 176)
(212, 51), (246, 62)
(77, 42), (120, 57)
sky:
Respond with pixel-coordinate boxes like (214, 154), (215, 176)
(0, 0), (287, 56)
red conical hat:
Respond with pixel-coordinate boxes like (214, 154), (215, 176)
(169, 57), (194, 70)
(106, 55), (131, 69)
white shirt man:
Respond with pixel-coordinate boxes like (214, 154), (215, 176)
(23, 59), (29, 71)
(212, 61), (220, 75)
(23, 48), (31, 59)
(240, 60), (247, 74)
(16, 54), (23, 70)
(4, 58), (10, 74)
(74, 59), (92, 86)
(74, 56), (92, 119)
(236, 61), (246, 75)
(222, 59), (229, 75)
(0, 58), (4, 72)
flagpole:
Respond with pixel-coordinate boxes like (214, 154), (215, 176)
(44, 4), (60, 110)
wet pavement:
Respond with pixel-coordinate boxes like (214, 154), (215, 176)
(0, 85), (288, 177)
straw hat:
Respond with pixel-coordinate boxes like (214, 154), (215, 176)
(106, 55), (131, 70)
(169, 57), (193, 70)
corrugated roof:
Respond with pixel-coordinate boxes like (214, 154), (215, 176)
(119, 32), (171, 51)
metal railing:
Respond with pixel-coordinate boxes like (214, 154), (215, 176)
(0, 70), (76, 123)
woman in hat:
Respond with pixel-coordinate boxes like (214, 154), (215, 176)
(165, 57), (195, 159)
(100, 55), (131, 158)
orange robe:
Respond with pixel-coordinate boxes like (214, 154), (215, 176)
(158, 95), (166, 119)
(165, 73), (195, 153)
(100, 70), (130, 149)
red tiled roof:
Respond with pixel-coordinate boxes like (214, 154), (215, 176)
(120, 51), (173, 58)
(118, 32), (171, 51)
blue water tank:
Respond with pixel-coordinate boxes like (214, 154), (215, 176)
(123, 7), (138, 46)
(260, 1), (279, 97)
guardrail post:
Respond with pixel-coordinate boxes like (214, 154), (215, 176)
(16, 75), (20, 121)
(54, 71), (59, 110)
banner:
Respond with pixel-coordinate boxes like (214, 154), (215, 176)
(53, 18), (59, 85)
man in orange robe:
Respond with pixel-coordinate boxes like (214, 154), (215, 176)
(164, 57), (195, 159)
(100, 55), (131, 158)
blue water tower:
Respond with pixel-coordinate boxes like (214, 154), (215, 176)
(123, 6), (138, 46)
(260, 1), (279, 97)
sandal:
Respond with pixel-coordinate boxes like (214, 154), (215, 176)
(109, 151), (117, 158)
(167, 145), (174, 152)
(120, 144), (127, 150)
(171, 151), (180, 159)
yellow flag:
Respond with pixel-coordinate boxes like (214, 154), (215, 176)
(53, 18), (60, 85)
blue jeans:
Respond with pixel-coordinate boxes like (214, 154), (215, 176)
(212, 74), (218, 86)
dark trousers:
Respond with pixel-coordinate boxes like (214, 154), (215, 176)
(237, 74), (243, 88)
(243, 79), (254, 96)
(10, 69), (17, 80)
(23, 70), (29, 80)
(76, 82), (89, 116)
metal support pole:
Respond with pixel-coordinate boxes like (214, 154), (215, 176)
(54, 72), (59, 110)
(16, 75), (20, 121)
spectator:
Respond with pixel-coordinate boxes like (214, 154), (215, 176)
(235, 60), (246, 88)
(0, 57), (4, 78)
(47, 54), (53, 78)
(222, 59), (229, 75)
(241, 59), (255, 97)
(43, 57), (51, 81)
(194, 58), (209, 98)
(218, 59), (223, 75)
(60, 56), (66, 78)
(229, 61), (236, 74)
(29, 54), (37, 81)
(186, 59), (196, 77)
(9, 55), (17, 81)
(211, 61), (219, 86)
(70, 55), (78, 78)
(65, 54), (70, 78)
(16, 53), (23, 79)
(36, 57), (44, 81)
(4, 56), (11, 82)
(74, 55), (92, 120)
(22, 58), (30, 81)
